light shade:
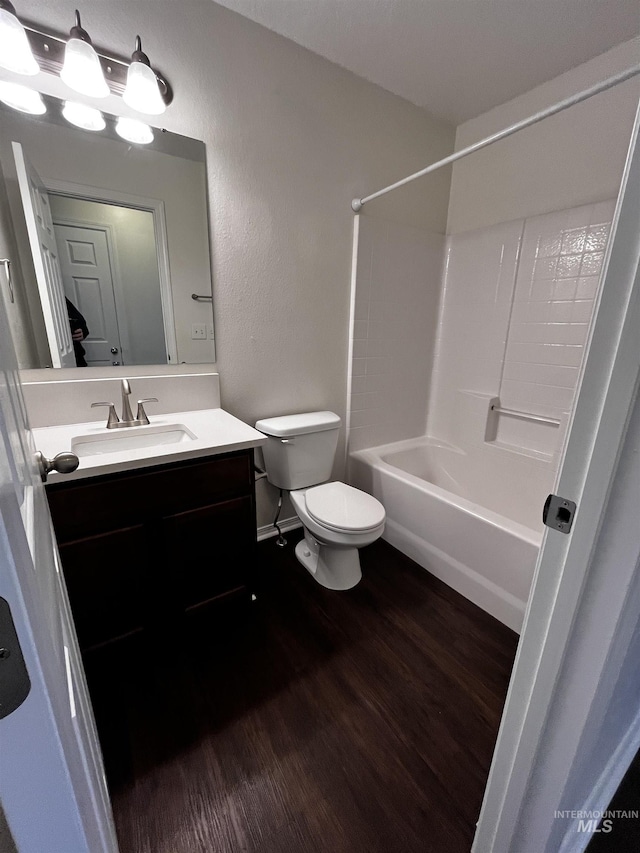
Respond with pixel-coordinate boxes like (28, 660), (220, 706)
(0, 4), (39, 75)
(123, 61), (166, 115)
(62, 101), (105, 132)
(115, 116), (153, 145)
(0, 81), (45, 114)
(61, 36), (109, 98)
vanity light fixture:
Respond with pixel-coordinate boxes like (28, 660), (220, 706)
(62, 100), (105, 132)
(0, 0), (39, 75)
(123, 36), (166, 115)
(0, 80), (45, 114)
(115, 115), (154, 145)
(0, 4), (172, 127)
(60, 10), (109, 98)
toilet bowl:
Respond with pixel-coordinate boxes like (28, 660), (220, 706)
(254, 411), (386, 590)
(289, 482), (385, 590)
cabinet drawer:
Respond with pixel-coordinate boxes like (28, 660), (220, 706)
(48, 451), (252, 542)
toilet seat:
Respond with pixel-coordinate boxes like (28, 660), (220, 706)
(304, 482), (385, 534)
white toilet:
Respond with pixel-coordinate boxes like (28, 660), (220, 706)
(255, 411), (385, 590)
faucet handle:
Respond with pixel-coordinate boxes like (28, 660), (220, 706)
(91, 401), (120, 429)
(136, 398), (158, 425)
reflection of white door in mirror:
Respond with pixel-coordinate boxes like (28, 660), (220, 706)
(50, 194), (171, 368)
(12, 142), (75, 368)
(54, 223), (123, 367)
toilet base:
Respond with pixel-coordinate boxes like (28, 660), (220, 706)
(295, 534), (362, 590)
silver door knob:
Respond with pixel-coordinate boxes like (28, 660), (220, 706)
(35, 451), (79, 483)
(110, 347), (118, 354)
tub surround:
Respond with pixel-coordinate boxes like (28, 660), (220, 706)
(348, 199), (615, 630)
(429, 198), (615, 464)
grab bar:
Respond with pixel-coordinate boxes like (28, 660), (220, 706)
(191, 293), (213, 301)
(490, 404), (560, 426)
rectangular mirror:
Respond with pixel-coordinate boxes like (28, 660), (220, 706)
(0, 93), (215, 369)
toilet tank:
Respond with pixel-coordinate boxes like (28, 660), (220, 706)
(255, 411), (341, 490)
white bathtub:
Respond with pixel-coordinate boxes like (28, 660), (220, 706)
(350, 437), (544, 633)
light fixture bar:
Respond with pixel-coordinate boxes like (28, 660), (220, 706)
(19, 22), (172, 105)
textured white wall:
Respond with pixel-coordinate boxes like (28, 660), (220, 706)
(447, 38), (639, 235)
(12, 0), (454, 527)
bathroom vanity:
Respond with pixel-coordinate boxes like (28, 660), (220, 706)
(46, 449), (256, 651)
(31, 386), (267, 653)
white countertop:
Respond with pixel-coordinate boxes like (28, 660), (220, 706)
(32, 408), (267, 483)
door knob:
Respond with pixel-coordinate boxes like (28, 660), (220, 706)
(110, 347), (118, 354)
(35, 451), (79, 483)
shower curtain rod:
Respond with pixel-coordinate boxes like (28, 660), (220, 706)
(351, 64), (640, 212)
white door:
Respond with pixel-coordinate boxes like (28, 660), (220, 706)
(474, 106), (640, 850)
(12, 142), (75, 369)
(0, 269), (118, 848)
(54, 222), (124, 367)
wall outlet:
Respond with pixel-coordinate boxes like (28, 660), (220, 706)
(191, 323), (207, 340)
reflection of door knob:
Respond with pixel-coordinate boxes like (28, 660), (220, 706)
(110, 347), (118, 354)
(35, 451), (79, 483)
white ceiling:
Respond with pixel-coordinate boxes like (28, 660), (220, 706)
(214, 0), (639, 124)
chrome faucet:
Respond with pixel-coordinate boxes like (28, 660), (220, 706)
(91, 379), (158, 429)
(120, 378), (135, 425)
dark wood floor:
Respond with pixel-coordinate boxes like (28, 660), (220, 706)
(85, 532), (518, 853)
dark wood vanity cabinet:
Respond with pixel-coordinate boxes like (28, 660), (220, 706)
(45, 450), (257, 652)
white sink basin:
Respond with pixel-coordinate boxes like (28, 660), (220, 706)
(71, 424), (197, 458)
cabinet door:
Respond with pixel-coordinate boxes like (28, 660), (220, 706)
(163, 496), (255, 611)
(59, 525), (148, 650)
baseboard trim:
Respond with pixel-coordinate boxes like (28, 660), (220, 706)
(257, 517), (302, 542)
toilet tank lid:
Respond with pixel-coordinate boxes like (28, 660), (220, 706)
(255, 411), (341, 437)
